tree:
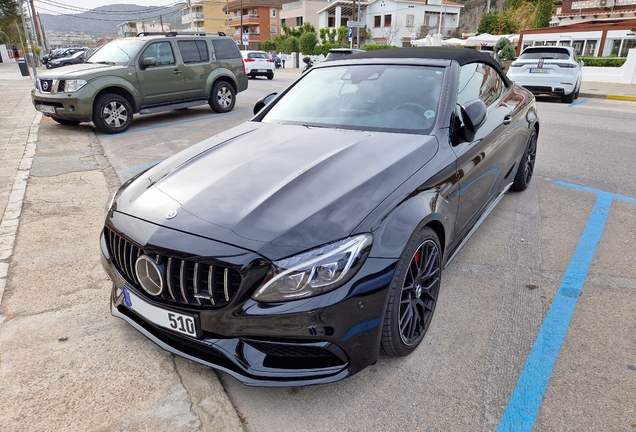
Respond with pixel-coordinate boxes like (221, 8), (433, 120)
(0, 30), (9, 45)
(510, 2), (537, 32)
(299, 32), (318, 55)
(495, 37), (515, 60)
(534, 0), (553, 28)
(379, 21), (402, 46)
(259, 40), (277, 51)
(284, 36), (299, 53)
(337, 26), (349, 43)
(477, 12), (517, 35)
(0, 0), (19, 29)
(477, 14), (499, 34)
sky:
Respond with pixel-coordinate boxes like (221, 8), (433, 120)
(33, 0), (184, 16)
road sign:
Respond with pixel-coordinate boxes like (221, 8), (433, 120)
(411, 33), (416, 43)
(427, 0), (442, 4)
(348, 27), (353, 39)
(242, 35), (249, 45)
(347, 21), (365, 28)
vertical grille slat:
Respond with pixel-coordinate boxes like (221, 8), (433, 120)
(104, 227), (241, 308)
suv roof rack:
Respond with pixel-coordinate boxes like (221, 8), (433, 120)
(136, 31), (227, 37)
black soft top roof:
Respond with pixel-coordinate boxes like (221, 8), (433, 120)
(347, 47), (510, 85)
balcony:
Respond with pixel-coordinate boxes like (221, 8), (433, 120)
(228, 14), (259, 26)
(181, 12), (205, 24)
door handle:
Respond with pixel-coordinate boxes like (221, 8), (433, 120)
(503, 115), (512, 125)
(172, 69), (182, 75)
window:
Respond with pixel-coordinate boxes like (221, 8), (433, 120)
(457, 63), (505, 109)
(341, 17), (348, 27)
(211, 39), (240, 60)
(620, 39), (636, 57)
(406, 14), (414, 27)
(177, 40), (209, 64)
(558, 40), (571, 46)
(271, 25), (277, 34)
(583, 40), (597, 56)
(141, 41), (175, 66)
(374, 15), (381, 27)
(271, 8), (276, 17)
(384, 14), (392, 27)
(328, 17), (335, 27)
(297, 16), (303, 26)
(572, 40), (585, 55)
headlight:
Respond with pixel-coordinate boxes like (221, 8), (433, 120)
(65, 79), (87, 93)
(252, 234), (373, 303)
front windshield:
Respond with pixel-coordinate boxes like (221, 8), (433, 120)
(261, 65), (444, 134)
(87, 39), (145, 65)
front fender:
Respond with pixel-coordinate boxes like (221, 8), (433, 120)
(90, 76), (143, 112)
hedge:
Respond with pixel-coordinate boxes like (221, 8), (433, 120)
(579, 56), (626, 67)
(360, 44), (398, 51)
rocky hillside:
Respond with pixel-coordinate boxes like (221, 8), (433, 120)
(39, 3), (186, 38)
(457, 0), (509, 32)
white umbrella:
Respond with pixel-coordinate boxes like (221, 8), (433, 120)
(412, 38), (429, 46)
(442, 37), (465, 46)
(432, 33), (442, 46)
(465, 33), (504, 47)
(425, 35), (432, 46)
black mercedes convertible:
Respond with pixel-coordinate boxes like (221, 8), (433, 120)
(101, 47), (539, 386)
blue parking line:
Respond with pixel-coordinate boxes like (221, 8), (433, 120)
(99, 109), (251, 137)
(497, 181), (635, 431)
(568, 98), (588, 108)
(116, 161), (161, 174)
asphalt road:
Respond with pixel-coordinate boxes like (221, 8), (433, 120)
(96, 80), (636, 432)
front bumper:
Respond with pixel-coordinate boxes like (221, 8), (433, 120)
(31, 84), (95, 122)
(101, 214), (396, 386)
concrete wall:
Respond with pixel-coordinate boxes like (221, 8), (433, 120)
(582, 48), (636, 84)
(0, 45), (15, 63)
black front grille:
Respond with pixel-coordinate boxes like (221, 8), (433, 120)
(247, 341), (337, 358)
(40, 79), (54, 93)
(105, 227), (242, 308)
(57, 80), (66, 93)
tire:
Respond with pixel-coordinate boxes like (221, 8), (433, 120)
(561, 91), (575, 103)
(267, 71), (274, 80)
(63, 63), (71, 67)
(381, 226), (442, 357)
(209, 81), (235, 113)
(51, 117), (80, 126)
(574, 86), (580, 100)
(93, 93), (133, 134)
(512, 129), (538, 192)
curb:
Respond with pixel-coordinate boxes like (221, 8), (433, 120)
(579, 92), (636, 101)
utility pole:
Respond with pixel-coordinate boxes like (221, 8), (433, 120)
(351, 0), (355, 46)
(160, 15), (164, 32)
(18, 0), (37, 83)
(356, 1), (361, 48)
(28, 0), (43, 47)
(240, 0), (243, 50)
(37, 13), (49, 52)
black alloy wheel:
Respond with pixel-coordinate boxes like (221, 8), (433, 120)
(93, 93), (133, 134)
(209, 81), (235, 113)
(512, 129), (538, 191)
(382, 227), (441, 357)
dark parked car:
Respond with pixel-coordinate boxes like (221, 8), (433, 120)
(42, 47), (85, 65)
(102, 47), (539, 386)
(46, 50), (85, 69)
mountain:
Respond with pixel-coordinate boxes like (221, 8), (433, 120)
(39, 3), (186, 38)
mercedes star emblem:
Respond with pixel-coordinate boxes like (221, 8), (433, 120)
(165, 210), (178, 219)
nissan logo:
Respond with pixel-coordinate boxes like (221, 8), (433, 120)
(42, 81), (50, 91)
(135, 255), (164, 296)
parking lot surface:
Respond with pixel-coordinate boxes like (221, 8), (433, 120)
(93, 83), (636, 432)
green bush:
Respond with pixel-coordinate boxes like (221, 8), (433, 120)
(299, 32), (318, 55)
(258, 40), (277, 52)
(360, 44), (398, 51)
(579, 57), (626, 67)
(313, 42), (347, 56)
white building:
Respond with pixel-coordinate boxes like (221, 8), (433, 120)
(117, 21), (171, 39)
(317, 0), (463, 47)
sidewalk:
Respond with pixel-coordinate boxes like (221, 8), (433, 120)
(0, 62), (244, 432)
(579, 81), (636, 101)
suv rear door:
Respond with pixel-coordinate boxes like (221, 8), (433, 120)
(136, 40), (185, 106)
(176, 39), (211, 100)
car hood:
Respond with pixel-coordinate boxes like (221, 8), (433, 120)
(115, 122), (438, 260)
(37, 63), (127, 80)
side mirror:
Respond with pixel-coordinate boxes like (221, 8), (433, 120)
(303, 56), (311, 64)
(579, 60), (584, 66)
(459, 99), (488, 142)
(141, 57), (156, 69)
(253, 92), (277, 115)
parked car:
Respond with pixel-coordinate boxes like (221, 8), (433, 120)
(101, 47), (539, 386)
(241, 50), (275, 79)
(325, 48), (366, 60)
(83, 46), (102, 62)
(31, 32), (247, 134)
(46, 50), (85, 69)
(42, 47), (85, 65)
(507, 46), (583, 103)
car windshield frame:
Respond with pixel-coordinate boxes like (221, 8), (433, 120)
(86, 39), (146, 66)
(259, 63), (446, 135)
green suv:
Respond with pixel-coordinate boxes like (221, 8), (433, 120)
(31, 32), (248, 134)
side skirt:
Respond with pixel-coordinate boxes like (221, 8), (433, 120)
(444, 181), (514, 268)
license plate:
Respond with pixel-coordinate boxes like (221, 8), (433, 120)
(37, 105), (56, 114)
(530, 69), (550, 74)
(257, 69), (266, 72)
(123, 287), (200, 338)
